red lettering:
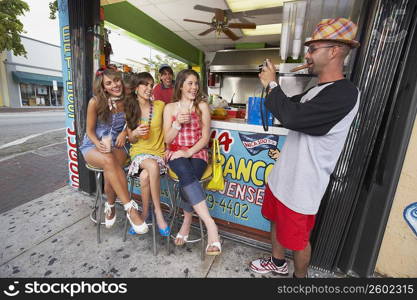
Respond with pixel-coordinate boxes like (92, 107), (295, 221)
(235, 183), (247, 201)
(226, 182), (237, 198)
(210, 130), (217, 141)
(255, 188), (264, 206)
(71, 174), (79, 184)
(68, 149), (77, 161)
(67, 126), (76, 136)
(69, 161), (79, 174)
(71, 182), (79, 188)
(218, 131), (233, 152)
(67, 136), (77, 148)
(246, 186), (255, 203)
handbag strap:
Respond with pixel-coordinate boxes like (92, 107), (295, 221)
(213, 139), (220, 163)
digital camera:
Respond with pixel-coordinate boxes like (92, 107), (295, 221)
(258, 60), (267, 72)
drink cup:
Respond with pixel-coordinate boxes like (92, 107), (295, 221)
(179, 106), (191, 123)
(101, 134), (112, 152)
(141, 122), (150, 140)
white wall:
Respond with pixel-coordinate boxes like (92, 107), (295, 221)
(5, 36), (62, 107)
(376, 118), (417, 277)
(9, 36), (62, 75)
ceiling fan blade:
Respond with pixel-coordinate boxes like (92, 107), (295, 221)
(228, 23), (257, 29)
(229, 12), (252, 24)
(222, 28), (239, 41)
(243, 7), (282, 17)
(194, 5), (217, 13)
(215, 8), (225, 23)
(183, 18), (212, 25)
(199, 28), (215, 36)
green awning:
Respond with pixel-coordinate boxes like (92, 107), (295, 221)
(12, 71), (63, 87)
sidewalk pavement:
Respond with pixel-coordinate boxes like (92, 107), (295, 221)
(0, 186), (333, 278)
(0, 107), (64, 113)
(0, 142), (68, 214)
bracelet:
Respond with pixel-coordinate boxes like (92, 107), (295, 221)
(172, 121), (181, 130)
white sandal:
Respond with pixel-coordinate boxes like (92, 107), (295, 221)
(124, 200), (148, 234)
(104, 202), (116, 229)
(174, 233), (188, 246)
(206, 241), (222, 256)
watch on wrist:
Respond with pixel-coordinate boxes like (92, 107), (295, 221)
(172, 121), (181, 130)
(268, 81), (278, 90)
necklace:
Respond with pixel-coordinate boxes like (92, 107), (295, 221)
(178, 100), (193, 112)
(108, 96), (122, 111)
(140, 100), (153, 125)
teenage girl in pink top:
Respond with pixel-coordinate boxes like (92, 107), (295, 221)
(163, 69), (221, 255)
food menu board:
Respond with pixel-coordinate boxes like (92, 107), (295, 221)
(206, 128), (286, 232)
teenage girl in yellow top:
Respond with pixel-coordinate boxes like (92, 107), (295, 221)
(125, 72), (170, 236)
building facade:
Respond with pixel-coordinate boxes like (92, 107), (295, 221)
(0, 36), (63, 108)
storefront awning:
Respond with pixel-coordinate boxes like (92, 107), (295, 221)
(12, 71), (63, 87)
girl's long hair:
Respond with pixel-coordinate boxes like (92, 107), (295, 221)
(172, 69), (206, 119)
(125, 72), (155, 130)
(123, 72), (140, 96)
(93, 68), (124, 123)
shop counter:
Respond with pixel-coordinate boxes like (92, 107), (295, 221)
(207, 118), (288, 244)
(129, 118), (289, 246)
(211, 118), (288, 135)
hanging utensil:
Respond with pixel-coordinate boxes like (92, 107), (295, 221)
(230, 92), (235, 106)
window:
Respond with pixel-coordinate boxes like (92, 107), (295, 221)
(20, 83), (35, 106)
(19, 83), (63, 106)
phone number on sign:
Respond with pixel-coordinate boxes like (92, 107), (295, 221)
(207, 195), (249, 220)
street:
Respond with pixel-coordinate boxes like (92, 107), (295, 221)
(0, 111), (65, 146)
(0, 111), (69, 213)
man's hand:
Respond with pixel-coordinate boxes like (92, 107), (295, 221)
(258, 59), (277, 88)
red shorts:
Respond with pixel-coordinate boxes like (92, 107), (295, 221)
(261, 185), (315, 251)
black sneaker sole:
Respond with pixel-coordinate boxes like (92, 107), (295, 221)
(271, 271), (289, 276)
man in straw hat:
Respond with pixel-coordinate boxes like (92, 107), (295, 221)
(250, 18), (361, 278)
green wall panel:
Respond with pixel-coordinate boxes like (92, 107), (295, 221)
(104, 1), (202, 66)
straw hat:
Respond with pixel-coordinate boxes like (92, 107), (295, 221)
(304, 18), (360, 48)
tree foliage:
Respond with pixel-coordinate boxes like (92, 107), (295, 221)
(48, 0), (58, 20)
(142, 54), (187, 82)
(0, 0), (29, 56)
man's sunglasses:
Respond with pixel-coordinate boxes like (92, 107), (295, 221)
(307, 45), (340, 54)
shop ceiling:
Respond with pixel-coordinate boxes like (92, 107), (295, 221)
(102, 0), (281, 53)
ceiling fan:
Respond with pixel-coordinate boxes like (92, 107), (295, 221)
(183, 5), (257, 41)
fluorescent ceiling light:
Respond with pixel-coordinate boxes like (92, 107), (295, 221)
(226, 0), (286, 12)
(101, 0), (125, 5)
(242, 24), (282, 36)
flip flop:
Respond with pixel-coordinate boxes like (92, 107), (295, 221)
(159, 225), (171, 237)
(206, 241), (222, 256)
(174, 233), (188, 246)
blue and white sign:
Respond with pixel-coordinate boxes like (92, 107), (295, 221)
(206, 129), (286, 232)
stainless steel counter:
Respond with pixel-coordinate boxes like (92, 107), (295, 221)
(211, 118), (289, 135)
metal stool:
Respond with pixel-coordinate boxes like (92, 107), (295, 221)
(167, 165), (212, 260)
(87, 163), (129, 243)
(124, 172), (174, 256)
(86, 163), (108, 244)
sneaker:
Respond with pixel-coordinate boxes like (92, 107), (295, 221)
(249, 256), (289, 275)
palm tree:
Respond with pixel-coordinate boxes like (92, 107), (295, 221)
(142, 55), (187, 82)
